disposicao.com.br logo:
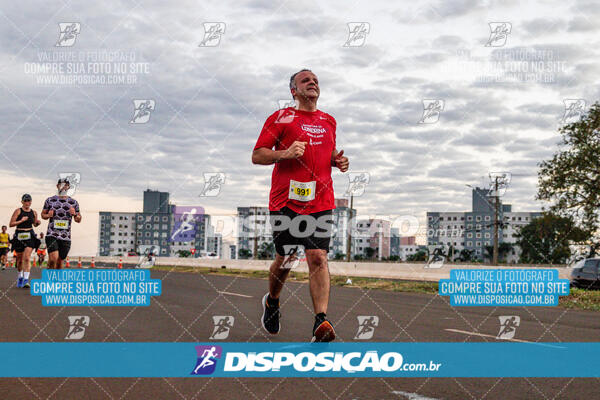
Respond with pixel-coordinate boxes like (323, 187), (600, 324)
(190, 344), (442, 377)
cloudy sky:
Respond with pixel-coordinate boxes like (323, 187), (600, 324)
(1, 0), (599, 255)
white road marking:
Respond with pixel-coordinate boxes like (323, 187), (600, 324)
(391, 390), (441, 400)
(218, 291), (252, 298)
(444, 329), (566, 348)
(445, 328), (530, 342)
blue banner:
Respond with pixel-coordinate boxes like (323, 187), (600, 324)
(0, 342), (598, 377)
(30, 269), (161, 306)
(439, 269), (569, 306)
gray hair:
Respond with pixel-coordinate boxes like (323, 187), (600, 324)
(289, 68), (313, 91)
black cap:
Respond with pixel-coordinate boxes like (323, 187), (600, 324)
(22, 194), (32, 202)
(57, 178), (70, 185)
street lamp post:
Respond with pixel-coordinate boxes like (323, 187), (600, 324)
(346, 194), (353, 262)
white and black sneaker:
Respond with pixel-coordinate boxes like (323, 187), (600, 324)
(261, 293), (281, 334)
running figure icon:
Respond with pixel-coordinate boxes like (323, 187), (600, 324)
(171, 208), (197, 241)
(194, 346), (218, 373)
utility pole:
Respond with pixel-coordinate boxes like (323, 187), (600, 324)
(346, 194), (353, 262)
(493, 176), (499, 266)
(253, 207), (258, 260)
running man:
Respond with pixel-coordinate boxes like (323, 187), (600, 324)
(252, 69), (349, 342)
(0, 225), (10, 269)
(36, 232), (47, 267)
(41, 178), (81, 269)
(9, 194), (42, 288)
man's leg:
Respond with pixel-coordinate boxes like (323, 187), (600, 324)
(47, 251), (58, 269)
(305, 249), (330, 314)
(268, 254), (290, 299)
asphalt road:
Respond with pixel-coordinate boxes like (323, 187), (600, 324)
(0, 265), (599, 400)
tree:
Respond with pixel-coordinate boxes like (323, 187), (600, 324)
(515, 213), (588, 264)
(407, 250), (427, 262)
(238, 248), (252, 259)
(484, 246), (493, 262)
(498, 242), (514, 262)
(257, 242), (276, 260)
(334, 252), (345, 260)
(447, 245), (456, 262)
(364, 247), (375, 259)
(176, 250), (191, 258)
(458, 249), (475, 262)
(537, 102), (599, 251)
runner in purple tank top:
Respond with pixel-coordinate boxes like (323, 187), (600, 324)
(41, 178), (82, 269)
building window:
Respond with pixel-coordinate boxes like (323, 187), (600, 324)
(484, 233), (490, 239)
(476, 241), (481, 247)
(476, 216), (481, 222)
(467, 216), (472, 221)
(138, 216), (143, 221)
(467, 233), (473, 238)
(476, 233), (481, 238)
(162, 216), (168, 222)
(485, 216), (491, 221)
(467, 241), (472, 247)
(154, 216), (159, 222)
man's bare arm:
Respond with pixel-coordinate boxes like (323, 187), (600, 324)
(252, 141), (307, 165)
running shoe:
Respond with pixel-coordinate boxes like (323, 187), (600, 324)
(22, 279), (30, 289)
(311, 313), (336, 342)
(261, 293), (280, 334)
(17, 277), (23, 288)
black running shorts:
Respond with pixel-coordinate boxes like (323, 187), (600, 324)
(270, 206), (333, 256)
(46, 235), (71, 260)
(11, 230), (40, 253)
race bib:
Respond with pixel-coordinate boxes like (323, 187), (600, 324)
(54, 220), (69, 230)
(17, 232), (31, 240)
(289, 180), (316, 202)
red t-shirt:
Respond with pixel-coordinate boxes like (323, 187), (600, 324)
(254, 107), (337, 214)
